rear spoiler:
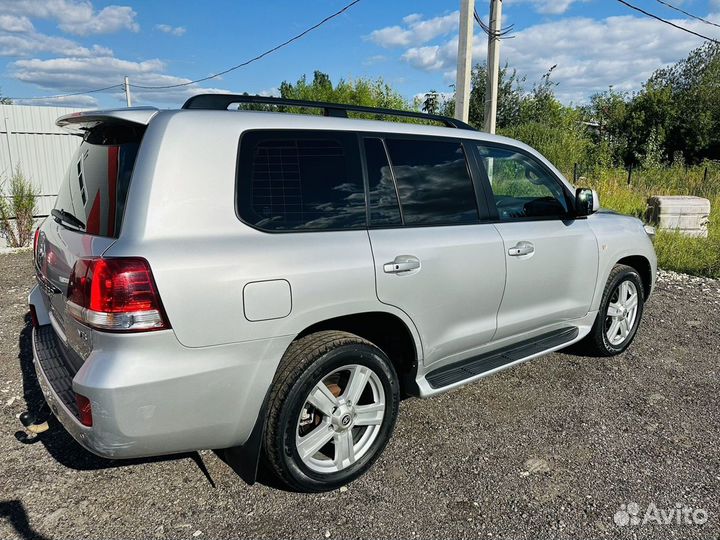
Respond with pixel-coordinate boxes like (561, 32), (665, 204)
(56, 107), (159, 132)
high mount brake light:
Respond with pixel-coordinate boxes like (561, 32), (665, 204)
(66, 257), (170, 332)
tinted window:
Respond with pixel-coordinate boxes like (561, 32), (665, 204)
(477, 145), (570, 220)
(237, 131), (365, 231)
(385, 139), (478, 226)
(54, 124), (143, 238)
(364, 138), (402, 226)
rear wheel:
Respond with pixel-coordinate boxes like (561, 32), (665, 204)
(582, 264), (645, 356)
(262, 331), (400, 492)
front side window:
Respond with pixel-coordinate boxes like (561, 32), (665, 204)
(477, 145), (571, 220)
(384, 138), (479, 226)
(237, 131), (365, 231)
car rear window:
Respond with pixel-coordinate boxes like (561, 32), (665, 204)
(54, 124), (144, 238)
(236, 130), (365, 231)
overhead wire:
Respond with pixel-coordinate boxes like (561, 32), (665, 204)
(652, 0), (720, 30)
(616, 0), (720, 44)
(130, 0), (361, 90)
(6, 0), (361, 100)
(7, 84), (124, 102)
(474, 8), (515, 39)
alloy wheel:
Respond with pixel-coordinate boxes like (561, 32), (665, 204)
(605, 280), (639, 346)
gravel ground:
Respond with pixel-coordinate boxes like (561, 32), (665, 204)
(1, 250), (719, 540)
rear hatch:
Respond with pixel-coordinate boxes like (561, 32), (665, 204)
(35, 109), (157, 370)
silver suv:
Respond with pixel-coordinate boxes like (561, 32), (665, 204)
(28, 95), (656, 492)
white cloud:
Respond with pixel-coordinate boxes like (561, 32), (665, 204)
(367, 11), (458, 48)
(10, 55), (229, 106)
(61, 5), (138, 36)
(505, 0), (586, 15)
(0, 15), (34, 33)
(258, 87), (280, 97)
(15, 94), (98, 107)
(0, 32), (112, 58)
(0, 0), (139, 35)
(382, 12), (716, 103)
(155, 23), (186, 37)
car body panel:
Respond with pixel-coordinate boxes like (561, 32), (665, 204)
(27, 106), (657, 468)
(368, 224), (506, 368)
(491, 219), (599, 340)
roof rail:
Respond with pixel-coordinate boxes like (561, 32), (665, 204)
(181, 94), (476, 131)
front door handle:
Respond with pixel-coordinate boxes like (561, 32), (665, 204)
(508, 241), (535, 257)
(383, 255), (421, 274)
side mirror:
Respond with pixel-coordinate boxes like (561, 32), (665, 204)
(575, 188), (600, 216)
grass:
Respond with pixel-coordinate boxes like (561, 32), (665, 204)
(576, 163), (720, 279)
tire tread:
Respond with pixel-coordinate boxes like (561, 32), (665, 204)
(262, 331), (375, 490)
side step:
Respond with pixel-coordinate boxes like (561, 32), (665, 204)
(425, 327), (579, 389)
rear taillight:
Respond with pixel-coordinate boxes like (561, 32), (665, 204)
(66, 257), (170, 332)
(75, 394), (93, 426)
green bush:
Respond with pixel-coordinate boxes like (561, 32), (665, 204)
(0, 166), (37, 248)
(583, 166), (720, 278)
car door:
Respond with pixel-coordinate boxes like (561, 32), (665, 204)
(473, 143), (599, 341)
(363, 136), (506, 368)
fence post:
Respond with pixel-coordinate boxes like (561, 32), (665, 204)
(703, 166), (708, 186)
(573, 163), (579, 183)
(3, 117), (14, 173)
(627, 165), (633, 186)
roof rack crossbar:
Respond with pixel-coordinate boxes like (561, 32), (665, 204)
(181, 94), (475, 130)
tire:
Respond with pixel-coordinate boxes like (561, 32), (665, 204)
(262, 330), (400, 492)
(581, 264), (645, 356)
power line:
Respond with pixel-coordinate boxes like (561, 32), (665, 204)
(6, 0), (361, 101)
(7, 84), (124, 102)
(616, 0), (720, 44)
(653, 0), (720, 30)
(130, 0), (361, 90)
(473, 8), (514, 39)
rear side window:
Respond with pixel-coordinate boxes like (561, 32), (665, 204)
(384, 139), (478, 226)
(54, 124), (143, 238)
(237, 131), (365, 231)
(363, 138), (402, 226)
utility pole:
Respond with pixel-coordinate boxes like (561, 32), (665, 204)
(484, 0), (503, 134)
(454, 0), (475, 123)
(124, 76), (132, 107)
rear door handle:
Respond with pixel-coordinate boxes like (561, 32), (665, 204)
(508, 241), (535, 257)
(383, 255), (421, 274)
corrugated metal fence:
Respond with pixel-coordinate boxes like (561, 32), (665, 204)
(0, 104), (88, 217)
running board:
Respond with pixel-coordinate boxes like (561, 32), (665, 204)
(425, 327), (579, 389)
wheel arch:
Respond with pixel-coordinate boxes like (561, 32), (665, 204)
(220, 310), (422, 486)
(617, 255), (653, 299)
(296, 311), (421, 398)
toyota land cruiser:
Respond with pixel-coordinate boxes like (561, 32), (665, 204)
(28, 94), (656, 492)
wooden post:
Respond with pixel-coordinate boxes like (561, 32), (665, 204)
(703, 166), (708, 186)
(627, 165), (633, 186)
(573, 163), (579, 183)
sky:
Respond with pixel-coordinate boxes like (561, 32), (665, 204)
(0, 0), (719, 109)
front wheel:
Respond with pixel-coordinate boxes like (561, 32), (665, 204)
(582, 264), (645, 356)
(262, 331), (400, 492)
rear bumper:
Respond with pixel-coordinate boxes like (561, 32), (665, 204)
(28, 285), (293, 459)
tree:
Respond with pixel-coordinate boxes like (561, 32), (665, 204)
(621, 42), (720, 165)
(443, 62), (525, 129)
(278, 70), (409, 113)
(422, 90), (440, 115)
